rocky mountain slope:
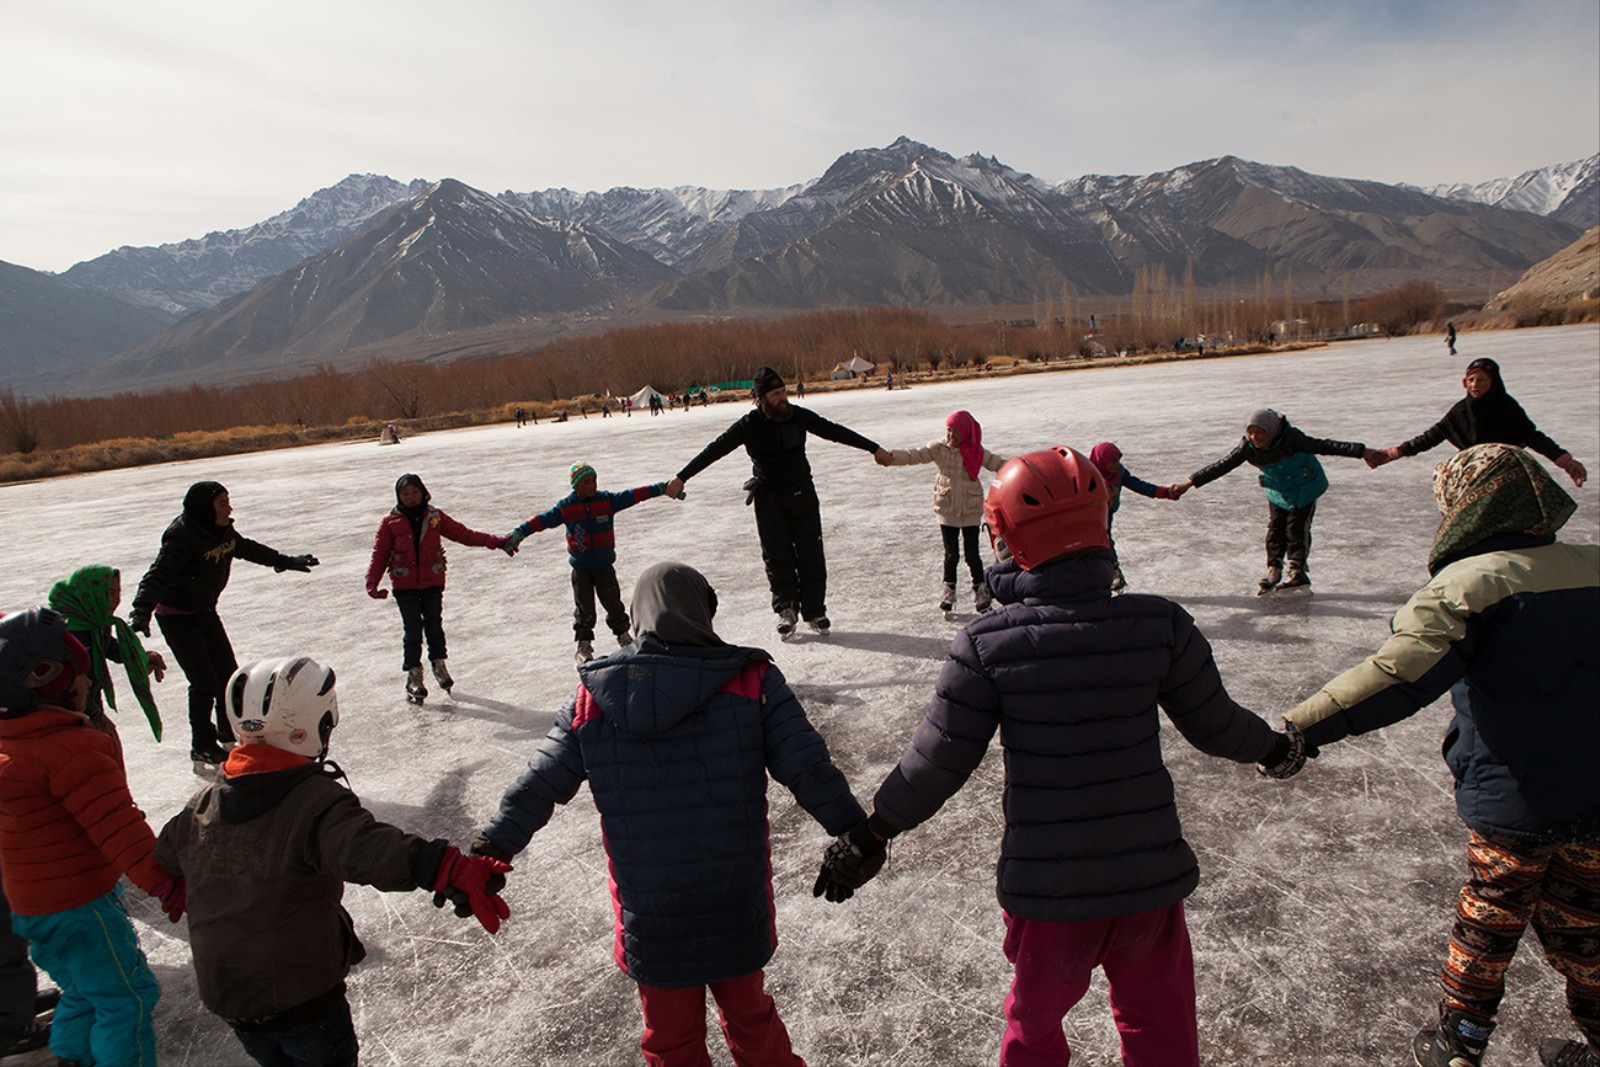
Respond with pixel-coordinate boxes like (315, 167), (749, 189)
(1485, 225), (1600, 311)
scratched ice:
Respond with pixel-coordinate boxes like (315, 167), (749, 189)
(3, 324), (1596, 1065)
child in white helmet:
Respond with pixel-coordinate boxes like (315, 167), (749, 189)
(155, 656), (512, 1066)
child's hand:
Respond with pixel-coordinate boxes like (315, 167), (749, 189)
(1256, 722), (1310, 780)
(148, 651), (167, 682)
(366, 584), (389, 600)
(153, 876), (186, 922)
(502, 529), (528, 556)
(432, 846), (513, 934)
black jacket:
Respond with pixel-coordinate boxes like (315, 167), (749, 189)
(676, 406), (879, 491)
(132, 515), (291, 617)
(1397, 395), (1564, 460)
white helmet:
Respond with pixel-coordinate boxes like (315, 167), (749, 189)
(225, 656), (339, 759)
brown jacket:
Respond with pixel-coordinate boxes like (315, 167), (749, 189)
(888, 439), (1005, 527)
(0, 707), (166, 915)
(155, 749), (439, 1022)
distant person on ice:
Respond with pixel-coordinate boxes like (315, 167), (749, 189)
(880, 409), (1006, 615)
(472, 562), (866, 1067)
(157, 655), (511, 1067)
(665, 366), (891, 638)
(1445, 321), (1457, 356)
(365, 473), (505, 705)
(502, 461), (675, 665)
(1167, 409), (1375, 595)
(1271, 444), (1599, 1067)
(129, 481), (319, 770)
(812, 447), (1304, 1067)
(1366, 357), (1587, 487)
(1087, 441), (1180, 593)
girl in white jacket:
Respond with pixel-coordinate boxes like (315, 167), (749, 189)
(884, 410), (1006, 613)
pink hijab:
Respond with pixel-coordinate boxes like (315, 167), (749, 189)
(946, 410), (984, 480)
(1089, 441), (1124, 490)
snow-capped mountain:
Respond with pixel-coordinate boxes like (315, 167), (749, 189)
(60, 174), (432, 315)
(90, 179), (676, 390)
(1418, 154), (1598, 229)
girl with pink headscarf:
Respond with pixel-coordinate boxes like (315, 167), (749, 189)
(1087, 442), (1180, 592)
(882, 411), (1006, 614)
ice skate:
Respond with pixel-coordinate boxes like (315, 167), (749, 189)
(1256, 563), (1282, 597)
(430, 659), (454, 694)
(938, 582), (956, 615)
(973, 581), (992, 613)
(615, 631), (631, 649)
(190, 743), (227, 776)
(1413, 1010), (1492, 1067)
(405, 666), (428, 705)
(776, 606), (799, 640)
(807, 616), (831, 636)
(574, 639), (594, 665)
(1110, 564), (1127, 593)
(1541, 1039), (1600, 1067)
(1277, 564), (1312, 594)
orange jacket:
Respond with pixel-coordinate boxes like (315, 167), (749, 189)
(0, 706), (167, 915)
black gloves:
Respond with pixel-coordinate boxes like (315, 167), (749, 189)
(276, 554), (319, 573)
(813, 817), (890, 903)
(470, 833), (515, 864)
(128, 609), (151, 637)
(1257, 721), (1310, 780)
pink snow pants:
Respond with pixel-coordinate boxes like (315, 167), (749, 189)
(1000, 903), (1198, 1067)
(636, 969), (804, 1067)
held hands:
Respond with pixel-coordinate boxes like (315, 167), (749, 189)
(432, 845), (513, 934)
(1363, 447), (1400, 469)
(665, 477), (686, 499)
(873, 449), (893, 467)
(812, 819), (889, 903)
(1256, 721), (1311, 780)
(1164, 481), (1192, 501)
(153, 876), (186, 922)
(501, 528), (529, 556)
(276, 554), (319, 573)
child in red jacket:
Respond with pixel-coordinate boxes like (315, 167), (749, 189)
(0, 607), (183, 1067)
(365, 473), (505, 704)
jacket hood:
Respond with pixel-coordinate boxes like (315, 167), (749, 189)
(577, 636), (769, 737)
(213, 759), (339, 824)
(986, 550), (1117, 606)
(182, 481), (228, 531)
(631, 562), (721, 646)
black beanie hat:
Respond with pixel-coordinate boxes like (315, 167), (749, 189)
(751, 366), (785, 397)
(395, 473), (431, 507)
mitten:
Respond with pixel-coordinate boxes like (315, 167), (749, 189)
(276, 554), (319, 573)
(431, 845), (512, 933)
(1257, 721), (1309, 780)
(153, 877), (186, 923)
(486, 536), (507, 551)
(812, 818), (889, 903)
(470, 833), (515, 864)
(367, 584), (389, 600)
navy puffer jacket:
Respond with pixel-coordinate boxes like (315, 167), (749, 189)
(873, 552), (1277, 922)
(482, 638), (865, 988)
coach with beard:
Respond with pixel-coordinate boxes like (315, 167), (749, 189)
(666, 367), (889, 638)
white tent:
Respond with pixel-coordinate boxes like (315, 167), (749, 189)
(627, 384), (667, 408)
(831, 356), (875, 379)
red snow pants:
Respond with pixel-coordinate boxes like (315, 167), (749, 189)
(635, 969), (804, 1067)
(1000, 903), (1198, 1067)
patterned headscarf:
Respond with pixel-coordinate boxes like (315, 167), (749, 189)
(1428, 443), (1576, 574)
(946, 410), (984, 480)
(46, 564), (163, 740)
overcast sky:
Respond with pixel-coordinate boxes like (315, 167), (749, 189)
(3, 0), (1597, 274)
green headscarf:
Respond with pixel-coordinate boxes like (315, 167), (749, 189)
(46, 564), (163, 741)
(1428, 443), (1577, 574)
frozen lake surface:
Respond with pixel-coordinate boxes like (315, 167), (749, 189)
(3, 324), (1597, 1065)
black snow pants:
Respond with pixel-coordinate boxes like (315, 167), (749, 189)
(394, 586), (446, 669)
(157, 609), (237, 750)
(940, 524), (985, 586)
(753, 482), (828, 620)
(572, 565), (629, 642)
(1264, 500), (1316, 569)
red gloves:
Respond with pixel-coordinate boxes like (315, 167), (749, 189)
(431, 845), (512, 934)
(367, 584), (389, 600)
(153, 877), (186, 922)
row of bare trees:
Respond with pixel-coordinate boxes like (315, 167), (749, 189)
(3, 284), (1449, 457)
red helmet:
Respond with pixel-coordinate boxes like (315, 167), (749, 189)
(983, 447), (1111, 570)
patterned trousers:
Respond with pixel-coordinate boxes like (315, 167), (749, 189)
(1440, 830), (1600, 1044)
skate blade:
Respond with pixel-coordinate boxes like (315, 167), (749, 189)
(192, 760), (219, 776)
(406, 693), (427, 705)
(1276, 585), (1313, 596)
(1256, 585), (1277, 597)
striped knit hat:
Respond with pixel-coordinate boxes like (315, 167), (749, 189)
(570, 461), (597, 488)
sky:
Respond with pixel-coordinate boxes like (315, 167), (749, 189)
(2, 0), (1597, 274)
(1, 326), (1596, 1063)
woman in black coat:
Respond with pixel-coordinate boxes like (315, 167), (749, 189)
(1369, 357), (1587, 486)
(129, 481), (318, 766)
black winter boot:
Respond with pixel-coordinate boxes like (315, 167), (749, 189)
(1541, 1039), (1600, 1067)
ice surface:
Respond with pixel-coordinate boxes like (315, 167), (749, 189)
(2, 325), (1596, 1066)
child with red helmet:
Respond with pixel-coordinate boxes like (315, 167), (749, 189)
(814, 447), (1303, 1066)
(0, 606), (184, 1067)
(155, 655), (512, 1066)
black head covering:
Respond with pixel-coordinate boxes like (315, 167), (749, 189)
(750, 366), (785, 398)
(631, 562), (722, 646)
(1458, 357), (1532, 445)
(182, 481), (228, 529)
(394, 473), (431, 508)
